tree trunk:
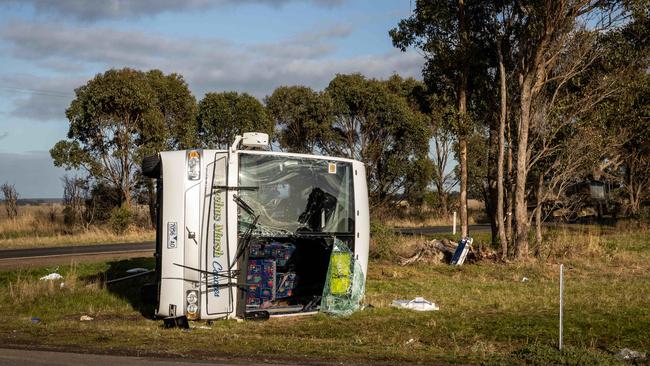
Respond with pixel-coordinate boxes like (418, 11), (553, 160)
(506, 116), (513, 248)
(627, 153), (640, 215)
(488, 116), (499, 246)
(458, 0), (469, 238)
(535, 173), (543, 257)
(496, 34), (508, 259)
(440, 191), (449, 217)
(459, 137), (468, 237)
(514, 79), (532, 259)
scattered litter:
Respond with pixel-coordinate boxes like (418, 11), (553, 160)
(405, 338), (415, 345)
(80, 315), (94, 321)
(521, 277), (529, 282)
(191, 325), (212, 330)
(60, 282), (65, 288)
(39, 273), (63, 281)
(126, 268), (149, 274)
(400, 236), (495, 266)
(615, 348), (646, 361)
(451, 237), (473, 265)
(163, 315), (189, 329)
(30, 317), (41, 324)
(391, 297), (439, 311)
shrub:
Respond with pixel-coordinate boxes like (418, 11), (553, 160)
(369, 220), (399, 260)
(109, 204), (133, 234)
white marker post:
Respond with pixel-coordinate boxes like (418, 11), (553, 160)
(453, 211), (457, 235)
(559, 263), (564, 351)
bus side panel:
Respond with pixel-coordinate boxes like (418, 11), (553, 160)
(227, 152), (240, 318)
(201, 152), (234, 318)
(352, 161), (370, 279)
(156, 151), (187, 317)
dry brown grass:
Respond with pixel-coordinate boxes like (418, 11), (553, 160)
(0, 204), (154, 249)
(384, 214), (479, 228)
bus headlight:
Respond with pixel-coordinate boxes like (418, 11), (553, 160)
(186, 303), (199, 317)
(186, 290), (199, 320)
(187, 150), (201, 180)
(186, 290), (198, 304)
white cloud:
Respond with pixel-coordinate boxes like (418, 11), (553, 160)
(0, 0), (345, 21)
(0, 19), (424, 118)
(0, 74), (81, 121)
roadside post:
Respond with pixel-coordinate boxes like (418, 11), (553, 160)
(559, 263), (564, 351)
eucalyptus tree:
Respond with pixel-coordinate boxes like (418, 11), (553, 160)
(51, 68), (197, 211)
(197, 92), (273, 149)
(265, 86), (332, 154)
(391, 0), (492, 237)
(323, 74), (432, 209)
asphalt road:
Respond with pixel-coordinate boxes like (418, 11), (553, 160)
(0, 242), (154, 260)
(0, 348), (303, 366)
(0, 225), (492, 262)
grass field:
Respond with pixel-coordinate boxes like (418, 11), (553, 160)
(0, 226), (647, 365)
(0, 204), (154, 249)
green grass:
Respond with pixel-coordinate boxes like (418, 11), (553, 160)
(0, 229), (648, 365)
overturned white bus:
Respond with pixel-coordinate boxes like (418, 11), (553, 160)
(142, 133), (369, 320)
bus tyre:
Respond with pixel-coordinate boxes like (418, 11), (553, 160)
(142, 155), (161, 178)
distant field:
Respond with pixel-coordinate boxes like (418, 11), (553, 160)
(0, 226), (647, 365)
(0, 204), (154, 249)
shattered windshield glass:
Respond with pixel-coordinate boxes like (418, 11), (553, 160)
(238, 153), (355, 237)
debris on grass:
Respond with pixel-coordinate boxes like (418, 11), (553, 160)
(615, 348), (646, 362)
(399, 238), (496, 265)
(163, 315), (189, 329)
(30, 317), (41, 324)
(391, 297), (439, 311)
(450, 237), (472, 265)
(39, 273), (63, 281)
(80, 315), (94, 321)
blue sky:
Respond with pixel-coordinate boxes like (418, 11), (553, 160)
(0, 0), (424, 198)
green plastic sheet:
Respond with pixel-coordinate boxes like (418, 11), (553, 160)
(320, 239), (365, 316)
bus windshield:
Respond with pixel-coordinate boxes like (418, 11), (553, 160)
(238, 153), (355, 237)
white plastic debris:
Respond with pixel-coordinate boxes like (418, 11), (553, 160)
(60, 282), (65, 288)
(615, 348), (646, 361)
(391, 297), (439, 311)
(521, 277), (529, 282)
(191, 325), (212, 330)
(79, 315), (94, 321)
(39, 273), (63, 281)
(126, 268), (149, 274)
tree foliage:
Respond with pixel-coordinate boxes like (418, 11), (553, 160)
(266, 86), (332, 154)
(50, 68), (196, 207)
(323, 74), (432, 207)
(197, 92), (273, 149)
